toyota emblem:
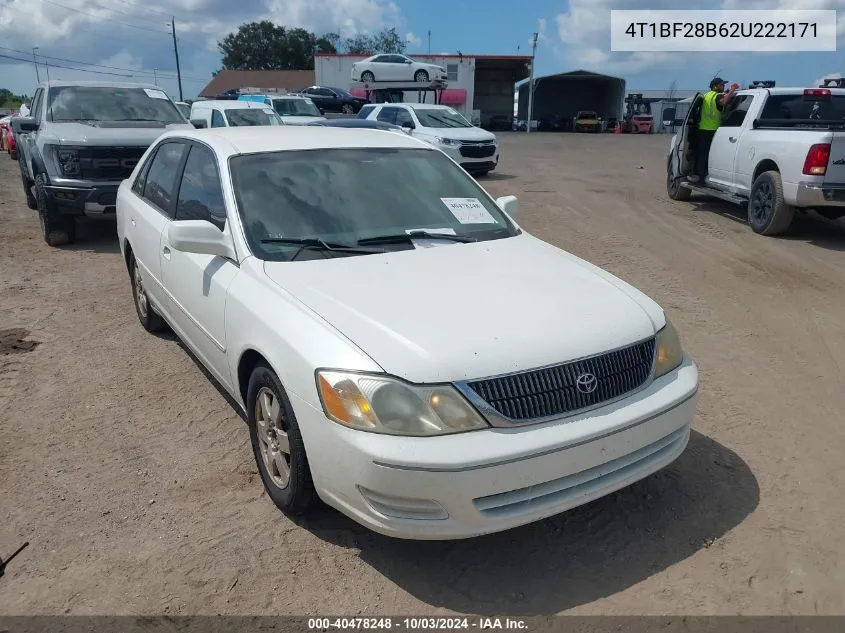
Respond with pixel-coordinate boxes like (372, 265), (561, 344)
(575, 372), (598, 394)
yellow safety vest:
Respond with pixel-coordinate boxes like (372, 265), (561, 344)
(699, 90), (721, 130)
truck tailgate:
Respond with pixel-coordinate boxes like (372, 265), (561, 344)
(825, 133), (845, 184)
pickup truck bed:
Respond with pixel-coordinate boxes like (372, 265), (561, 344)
(667, 86), (845, 236)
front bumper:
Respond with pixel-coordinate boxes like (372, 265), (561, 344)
(296, 357), (699, 540)
(45, 180), (120, 217)
(440, 146), (499, 173)
(793, 181), (845, 208)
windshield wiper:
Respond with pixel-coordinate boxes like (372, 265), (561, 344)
(260, 237), (384, 261)
(357, 231), (477, 246)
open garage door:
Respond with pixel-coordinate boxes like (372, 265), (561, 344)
(518, 70), (625, 131)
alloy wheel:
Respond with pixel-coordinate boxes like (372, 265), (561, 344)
(255, 387), (291, 488)
(750, 181), (773, 225)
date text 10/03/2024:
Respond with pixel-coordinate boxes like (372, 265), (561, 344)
(307, 617), (529, 630)
(624, 22), (818, 38)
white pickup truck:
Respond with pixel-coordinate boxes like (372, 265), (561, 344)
(667, 86), (845, 235)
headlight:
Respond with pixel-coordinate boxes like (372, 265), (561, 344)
(316, 371), (489, 436)
(47, 145), (80, 177)
(435, 137), (460, 147)
(653, 316), (684, 378)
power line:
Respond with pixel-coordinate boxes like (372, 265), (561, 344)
(81, 0), (170, 27)
(0, 51), (133, 76)
(108, 0), (184, 20)
(37, 0), (169, 34)
(0, 45), (209, 81)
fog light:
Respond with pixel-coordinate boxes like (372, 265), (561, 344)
(357, 486), (448, 520)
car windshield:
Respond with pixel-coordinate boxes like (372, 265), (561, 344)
(272, 98), (322, 117)
(46, 86), (183, 123)
(230, 147), (518, 261)
(414, 108), (472, 128)
(176, 103), (191, 118)
(225, 109), (283, 126)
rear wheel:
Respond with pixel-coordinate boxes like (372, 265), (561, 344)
(414, 69), (430, 83)
(666, 157), (691, 201)
(748, 170), (795, 236)
(34, 174), (75, 247)
(18, 158), (37, 210)
(361, 71), (375, 83)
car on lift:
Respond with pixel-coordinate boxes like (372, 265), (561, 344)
(295, 86), (369, 115)
(351, 54), (447, 84)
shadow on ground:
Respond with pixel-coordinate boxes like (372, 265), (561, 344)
(298, 429), (758, 615)
(64, 219), (120, 254)
(689, 196), (845, 252)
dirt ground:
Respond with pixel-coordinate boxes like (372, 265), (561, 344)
(1, 133), (845, 616)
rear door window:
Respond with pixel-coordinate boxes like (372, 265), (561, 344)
(760, 93), (845, 121)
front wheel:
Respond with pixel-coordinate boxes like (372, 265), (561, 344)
(360, 71), (375, 83)
(34, 174), (75, 247)
(341, 103), (354, 114)
(748, 170), (795, 236)
(247, 363), (318, 516)
(414, 69), (429, 83)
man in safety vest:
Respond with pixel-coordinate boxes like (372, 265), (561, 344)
(690, 77), (737, 183)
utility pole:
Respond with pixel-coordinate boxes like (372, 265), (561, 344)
(32, 47), (40, 83)
(153, 68), (158, 85)
(169, 17), (183, 101)
(526, 32), (538, 134)
(427, 30), (431, 55)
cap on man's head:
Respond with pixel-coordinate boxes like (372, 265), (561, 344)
(710, 77), (726, 89)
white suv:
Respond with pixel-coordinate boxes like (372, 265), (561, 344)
(362, 103), (499, 177)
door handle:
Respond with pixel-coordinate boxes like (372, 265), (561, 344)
(162, 246), (171, 260)
(130, 218), (136, 226)
(729, 137), (737, 142)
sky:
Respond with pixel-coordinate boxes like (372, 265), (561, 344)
(0, 0), (843, 101)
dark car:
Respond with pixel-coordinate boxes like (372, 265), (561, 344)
(214, 88), (242, 100)
(296, 86), (368, 114)
(485, 115), (514, 131)
(308, 119), (409, 135)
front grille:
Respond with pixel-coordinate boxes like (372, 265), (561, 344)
(466, 338), (656, 422)
(459, 142), (496, 158)
(78, 146), (148, 180)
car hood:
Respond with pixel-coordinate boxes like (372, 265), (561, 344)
(281, 116), (327, 125)
(262, 233), (664, 383)
(38, 121), (194, 145)
(417, 126), (495, 142)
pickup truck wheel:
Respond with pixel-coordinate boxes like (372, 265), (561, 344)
(247, 363), (317, 516)
(129, 255), (166, 332)
(749, 170), (795, 236)
(18, 159), (37, 210)
(667, 158), (691, 201)
(34, 174), (75, 247)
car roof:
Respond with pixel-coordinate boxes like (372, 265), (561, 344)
(243, 94), (310, 100)
(40, 80), (161, 90)
(193, 100), (273, 109)
(156, 126), (432, 155)
(380, 103), (454, 111)
(734, 87), (845, 96)
(310, 119), (401, 129)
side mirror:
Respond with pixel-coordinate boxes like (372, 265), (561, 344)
(12, 117), (38, 133)
(190, 119), (207, 129)
(401, 121), (415, 130)
(496, 195), (519, 220)
(167, 220), (236, 259)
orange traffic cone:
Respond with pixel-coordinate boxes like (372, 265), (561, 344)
(614, 122), (621, 135)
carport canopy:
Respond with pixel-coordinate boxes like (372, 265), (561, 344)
(518, 70), (626, 121)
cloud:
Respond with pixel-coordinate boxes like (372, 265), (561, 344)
(0, 0), (404, 95)
(405, 31), (422, 47)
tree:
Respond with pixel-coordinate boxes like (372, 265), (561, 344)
(343, 27), (406, 55)
(0, 88), (28, 108)
(665, 79), (677, 101)
(217, 21), (338, 71)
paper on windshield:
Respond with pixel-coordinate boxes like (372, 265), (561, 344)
(144, 88), (169, 100)
(441, 198), (496, 224)
(406, 227), (456, 249)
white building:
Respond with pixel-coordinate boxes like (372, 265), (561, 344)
(315, 53), (530, 126)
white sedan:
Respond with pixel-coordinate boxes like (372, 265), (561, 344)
(116, 126), (699, 540)
(351, 54), (447, 84)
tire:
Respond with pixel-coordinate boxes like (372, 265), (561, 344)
(129, 254), (166, 332)
(34, 174), (75, 247)
(9, 150), (17, 161)
(360, 71), (375, 83)
(247, 363), (317, 516)
(667, 157), (691, 201)
(473, 170), (490, 177)
(414, 69), (429, 83)
(341, 103), (354, 115)
(748, 170), (795, 236)
(19, 158), (37, 210)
